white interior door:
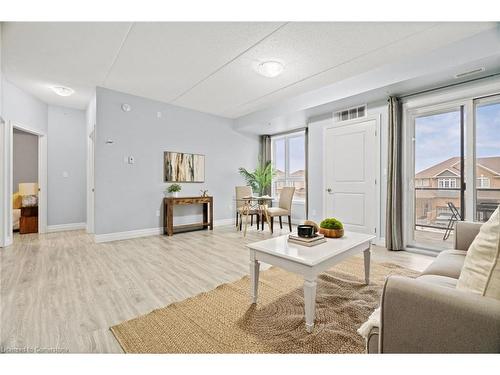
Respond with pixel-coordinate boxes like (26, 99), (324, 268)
(324, 119), (377, 234)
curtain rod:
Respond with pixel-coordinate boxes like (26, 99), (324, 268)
(265, 127), (307, 137)
(400, 72), (500, 99)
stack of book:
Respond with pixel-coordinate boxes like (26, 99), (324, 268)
(288, 233), (326, 247)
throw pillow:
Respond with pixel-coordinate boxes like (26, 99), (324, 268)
(457, 206), (500, 300)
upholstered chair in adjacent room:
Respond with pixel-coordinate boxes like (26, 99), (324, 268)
(235, 186), (260, 230)
(267, 186), (295, 233)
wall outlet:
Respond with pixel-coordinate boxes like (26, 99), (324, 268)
(128, 156), (135, 164)
(156, 210), (160, 217)
(62, 171), (69, 178)
(157, 111), (162, 119)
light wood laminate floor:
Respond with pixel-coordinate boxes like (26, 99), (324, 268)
(0, 225), (434, 353)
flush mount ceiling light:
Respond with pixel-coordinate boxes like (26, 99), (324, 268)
(51, 86), (74, 97)
(257, 61), (284, 78)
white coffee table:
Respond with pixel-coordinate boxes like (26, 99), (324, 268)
(247, 231), (375, 333)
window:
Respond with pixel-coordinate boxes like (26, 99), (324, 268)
(438, 178), (457, 188)
(271, 131), (306, 202)
(477, 176), (490, 188)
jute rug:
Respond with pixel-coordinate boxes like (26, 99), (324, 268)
(110, 257), (418, 353)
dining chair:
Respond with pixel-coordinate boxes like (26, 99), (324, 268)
(266, 186), (295, 233)
(235, 186), (259, 230)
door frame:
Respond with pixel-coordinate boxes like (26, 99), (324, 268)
(0, 120), (47, 247)
(403, 101), (470, 251)
(322, 114), (381, 242)
(86, 126), (95, 233)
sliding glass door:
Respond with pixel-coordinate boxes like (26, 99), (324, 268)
(406, 93), (500, 251)
(474, 96), (500, 222)
(412, 108), (464, 250)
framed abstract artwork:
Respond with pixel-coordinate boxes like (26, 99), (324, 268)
(164, 151), (205, 182)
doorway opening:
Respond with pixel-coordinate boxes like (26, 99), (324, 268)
(0, 121), (47, 248)
(12, 128), (39, 237)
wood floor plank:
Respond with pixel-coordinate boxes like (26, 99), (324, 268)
(0, 225), (434, 353)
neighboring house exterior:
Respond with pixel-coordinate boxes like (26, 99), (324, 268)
(273, 169), (306, 200)
(415, 156), (500, 226)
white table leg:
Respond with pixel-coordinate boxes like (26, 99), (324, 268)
(303, 278), (317, 333)
(250, 258), (260, 304)
(364, 246), (371, 284)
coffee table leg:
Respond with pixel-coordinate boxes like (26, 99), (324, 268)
(304, 278), (317, 333)
(250, 257), (260, 304)
(364, 246), (371, 284)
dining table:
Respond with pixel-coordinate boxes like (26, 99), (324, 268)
(235, 196), (274, 236)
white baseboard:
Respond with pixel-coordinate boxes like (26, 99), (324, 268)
(47, 222), (86, 233)
(94, 227), (162, 243)
(94, 218), (235, 243)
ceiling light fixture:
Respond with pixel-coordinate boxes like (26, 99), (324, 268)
(51, 86), (74, 97)
(454, 67), (485, 79)
(257, 61), (284, 78)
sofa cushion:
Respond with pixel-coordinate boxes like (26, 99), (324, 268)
(457, 206), (500, 300)
(417, 274), (458, 289)
(421, 249), (467, 279)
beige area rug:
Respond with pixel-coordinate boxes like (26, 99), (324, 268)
(110, 257), (418, 353)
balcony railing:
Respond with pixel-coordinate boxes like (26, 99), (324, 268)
(414, 187), (500, 230)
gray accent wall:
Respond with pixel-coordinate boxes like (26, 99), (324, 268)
(94, 87), (260, 235)
(13, 129), (38, 192)
(48, 105), (86, 225)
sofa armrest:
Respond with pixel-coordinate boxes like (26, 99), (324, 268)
(454, 221), (482, 251)
(380, 276), (500, 353)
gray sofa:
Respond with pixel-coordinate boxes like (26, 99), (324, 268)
(367, 221), (500, 353)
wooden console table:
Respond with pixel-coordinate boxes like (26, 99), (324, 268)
(163, 196), (213, 236)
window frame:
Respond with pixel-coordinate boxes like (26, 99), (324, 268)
(438, 178), (457, 189)
(477, 176), (490, 188)
(403, 81), (500, 252)
(271, 131), (306, 203)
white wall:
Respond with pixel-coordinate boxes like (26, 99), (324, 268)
(47, 105), (86, 226)
(2, 78), (48, 134)
(94, 87), (260, 236)
(13, 129), (38, 192)
(308, 101), (388, 242)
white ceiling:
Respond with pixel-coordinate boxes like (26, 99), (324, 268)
(2, 22), (499, 119)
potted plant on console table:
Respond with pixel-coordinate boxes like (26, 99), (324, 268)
(319, 218), (344, 238)
(166, 184), (182, 198)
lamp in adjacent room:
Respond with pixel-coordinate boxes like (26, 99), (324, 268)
(19, 183), (38, 207)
